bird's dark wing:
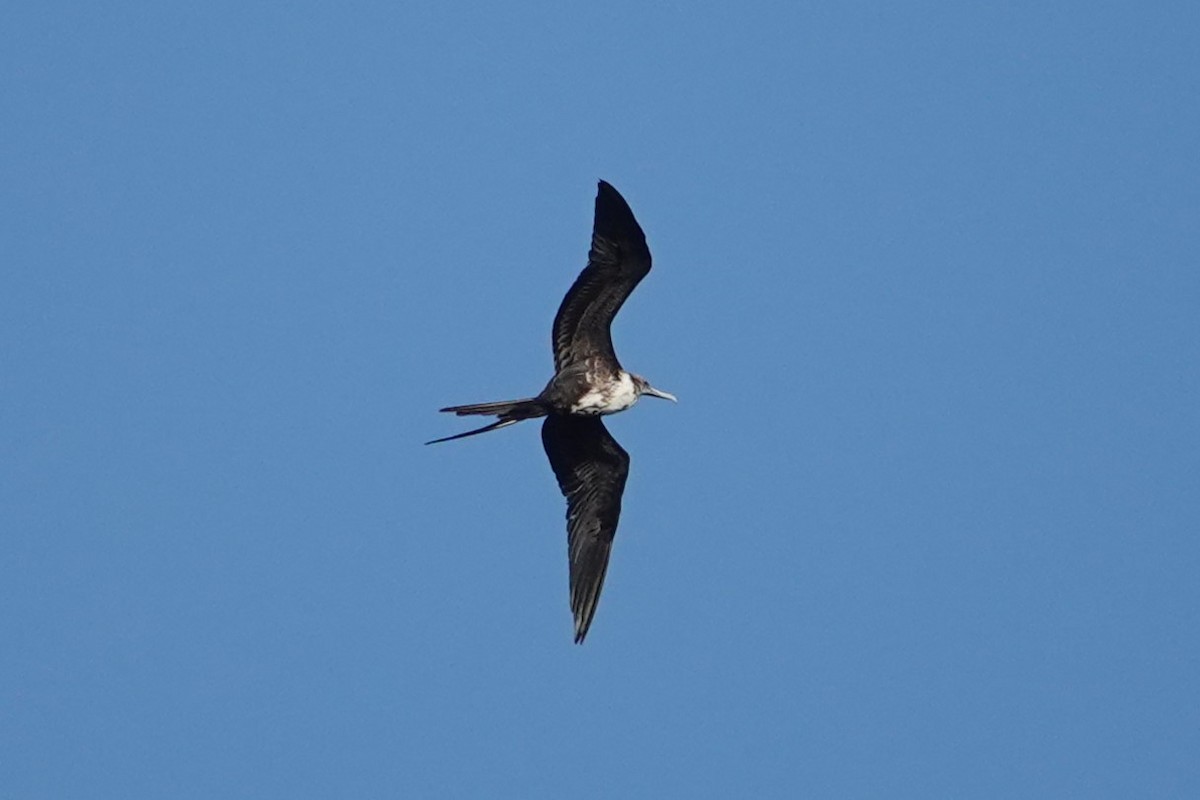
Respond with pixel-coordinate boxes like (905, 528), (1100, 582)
(551, 181), (652, 372)
(541, 415), (631, 643)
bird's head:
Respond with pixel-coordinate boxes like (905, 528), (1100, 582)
(631, 374), (677, 403)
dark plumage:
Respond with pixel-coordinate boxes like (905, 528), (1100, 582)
(428, 180), (674, 642)
(541, 415), (629, 643)
(551, 181), (653, 372)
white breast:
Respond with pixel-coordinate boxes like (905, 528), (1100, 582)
(570, 371), (639, 415)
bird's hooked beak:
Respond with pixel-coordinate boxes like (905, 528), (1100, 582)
(643, 385), (677, 403)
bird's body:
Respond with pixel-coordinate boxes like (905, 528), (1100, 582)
(543, 358), (648, 416)
(429, 181), (674, 642)
(567, 367), (638, 416)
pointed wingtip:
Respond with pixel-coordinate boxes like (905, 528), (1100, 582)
(592, 180), (645, 248)
(596, 179), (623, 205)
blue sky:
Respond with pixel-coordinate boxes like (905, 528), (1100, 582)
(3, 2), (1198, 797)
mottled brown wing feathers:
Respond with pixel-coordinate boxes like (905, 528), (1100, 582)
(551, 181), (652, 371)
(540, 415), (631, 643)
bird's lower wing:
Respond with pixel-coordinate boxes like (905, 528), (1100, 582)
(540, 415), (631, 643)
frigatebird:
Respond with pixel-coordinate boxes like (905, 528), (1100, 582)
(428, 180), (675, 643)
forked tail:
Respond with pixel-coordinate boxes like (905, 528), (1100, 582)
(425, 397), (546, 445)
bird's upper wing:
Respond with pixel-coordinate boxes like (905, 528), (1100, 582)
(541, 415), (631, 643)
(551, 181), (652, 372)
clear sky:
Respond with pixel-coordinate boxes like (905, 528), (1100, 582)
(3, 3), (1198, 797)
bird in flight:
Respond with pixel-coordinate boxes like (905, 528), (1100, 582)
(428, 180), (675, 643)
